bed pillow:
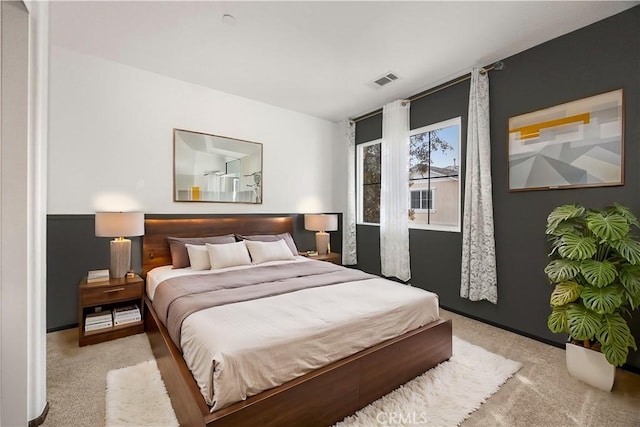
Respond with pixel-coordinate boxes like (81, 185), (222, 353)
(245, 239), (296, 264)
(167, 235), (235, 268)
(206, 240), (252, 269)
(185, 244), (211, 270)
(236, 232), (299, 257)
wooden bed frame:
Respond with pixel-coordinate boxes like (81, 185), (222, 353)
(142, 216), (453, 427)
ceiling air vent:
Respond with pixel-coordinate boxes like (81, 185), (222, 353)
(369, 72), (399, 89)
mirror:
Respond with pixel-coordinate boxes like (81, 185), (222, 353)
(174, 129), (263, 203)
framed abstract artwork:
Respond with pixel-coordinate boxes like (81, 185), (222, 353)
(508, 89), (623, 191)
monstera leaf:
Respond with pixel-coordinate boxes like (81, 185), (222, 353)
(610, 237), (640, 265)
(566, 304), (602, 341)
(601, 342), (630, 367)
(580, 259), (617, 288)
(581, 285), (624, 315)
(598, 313), (637, 366)
(544, 259), (581, 282)
(598, 312), (632, 346)
(586, 212), (629, 242)
(619, 266), (640, 309)
(549, 281), (582, 307)
(547, 306), (569, 334)
(558, 234), (597, 261)
(546, 204), (585, 235)
(607, 203), (640, 228)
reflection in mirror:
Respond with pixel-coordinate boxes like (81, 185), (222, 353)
(174, 129), (263, 203)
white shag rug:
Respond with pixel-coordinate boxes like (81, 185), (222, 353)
(106, 337), (521, 427)
(335, 337), (522, 426)
(106, 359), (178, 427)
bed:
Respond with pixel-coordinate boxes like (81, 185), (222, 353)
(143, 216), (452, 427)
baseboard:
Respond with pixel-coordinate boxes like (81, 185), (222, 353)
(441, 305), (640, 375)
(441, 305), (563, 347)
(28, 402), (49, 427)
(47, 323), (77, 333)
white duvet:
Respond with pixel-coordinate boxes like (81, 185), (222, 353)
(148, 259), (440, 412)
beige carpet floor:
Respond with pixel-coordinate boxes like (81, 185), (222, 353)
(43, 310), (640, 426)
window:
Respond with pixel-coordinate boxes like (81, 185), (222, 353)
(356, 117), (461, 232)
(357, 139), (382, 224)
(409, 117), (461, 231)
(410, 188), (434, 211)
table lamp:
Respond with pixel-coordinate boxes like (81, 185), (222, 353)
(95, 212), (144, 278)
(304, 214), (338, 255)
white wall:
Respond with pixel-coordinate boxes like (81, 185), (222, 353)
(27, 0), (49, 421)
(331, 120), (349, 223)
(49, 46), (344, 215)
(1, 1), (29, 424)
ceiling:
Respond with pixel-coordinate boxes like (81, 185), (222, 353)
(50, 1), (639, 122)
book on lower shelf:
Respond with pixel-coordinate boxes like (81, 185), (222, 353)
(85, 311), (112, 325)
(87, 269), (110, 283)
(85, 319), (113, 332)
(113, 305), (141, 325)
(114, 316), (141, 326)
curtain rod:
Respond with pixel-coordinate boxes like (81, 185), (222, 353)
(351, 61), (504, 123)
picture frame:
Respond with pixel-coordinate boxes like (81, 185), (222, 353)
(508, 89), (623, 191)
(173, 129), (263, 204)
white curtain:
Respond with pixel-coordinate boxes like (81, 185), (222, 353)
(461, 67), (498, 304)
(343, 120), (357, 265)
(380, 100), (411, 281)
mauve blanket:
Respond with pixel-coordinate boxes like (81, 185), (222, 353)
(152, 261), (376, 350)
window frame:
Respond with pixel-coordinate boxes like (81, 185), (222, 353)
(356, 116), (462, 232)
(408, 117), (462, 232)
(356, 138), (383, 226)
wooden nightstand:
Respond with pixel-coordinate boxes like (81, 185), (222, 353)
(78, 275), (145, 346)
(306, 252), (341, 265)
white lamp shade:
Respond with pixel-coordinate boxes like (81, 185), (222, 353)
(304, 214), (338, 232)
(95, 212), (144, 237)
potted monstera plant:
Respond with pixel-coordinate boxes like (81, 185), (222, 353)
(544, 203), (640, 391)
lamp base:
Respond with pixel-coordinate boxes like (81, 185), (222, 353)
(110, 238), (131, 278)
(315, 232), (329, 256)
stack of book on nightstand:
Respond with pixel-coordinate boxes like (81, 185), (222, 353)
(87, 269), (109, 283)
(85, 311), (113, 332)
(113, 305), (141, 326)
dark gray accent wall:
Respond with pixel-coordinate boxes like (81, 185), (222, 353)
(355, 6), (640, 370)
(47, 213), (342, 331)
(47, 215), (142, 330)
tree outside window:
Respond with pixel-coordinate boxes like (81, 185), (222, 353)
(360, 141), (381, 224)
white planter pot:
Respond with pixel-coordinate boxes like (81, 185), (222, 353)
(565, 342), (615, 391)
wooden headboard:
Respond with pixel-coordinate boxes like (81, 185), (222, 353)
(142, 216), (294, 275)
